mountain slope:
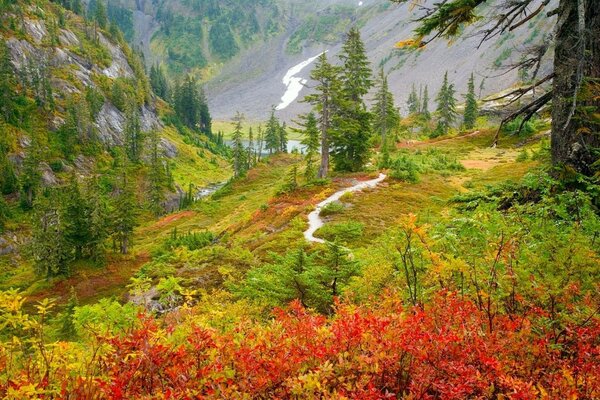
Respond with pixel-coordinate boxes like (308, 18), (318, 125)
(116, 0), (555, 122)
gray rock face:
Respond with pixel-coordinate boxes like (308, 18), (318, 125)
(40, 163), (59, 186)
(98, 33), (134, 79)
(95, 102), (126, 145)
(141, 105), (163, 132)
(160, 138), (178, 159)
(6, 38), (43, 70)
(23, 18), (47, 44)
(0, 237), (16, 256)
(58, 29), (80, 47)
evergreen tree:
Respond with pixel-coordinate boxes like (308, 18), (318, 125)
(331, 27), (373, 172)
(0, 195), (9, 233)
(463, 72), (478, 130)
(0, 125), (17, 195)
(304, 52), (342, 178)
(421, 85), (431, 121)
(256, 125), (264, 162)
(95, 0), (108, 29)
(247, 127), (255, 169)
(372, 67), (400, 167)
(407, 84), (419, 115)
(172, 76), (211, 134)
(148, 130), (166, 217)
(315, 241), (359, 305)
(63, 174), (90, 259)
(112, 162), (137, 255)
(433, 72), (457, 137)
(264, 111), (281, 155)
(231, 112), (247, 177)
(0, 40), (17, 124)
(84, 176), (108, 262)
(149, 63), (169, 100)
(279, 122), (288, 153)
(297, 112), (320, 180)
(124, 105), (144, 163)
(20, 137), (42, 209)
(31, 191), (72, 278)
(340, 28), (372, 102)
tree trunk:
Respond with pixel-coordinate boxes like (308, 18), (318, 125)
(551, 0), (600, 174)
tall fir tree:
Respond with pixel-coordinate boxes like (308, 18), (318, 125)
(149, 63), (169, 100)
(63, 173), (91, 259)
(463, 72), (478, 130)
(304, 52), (342, 178)
(433, 71), (457, 137)
(84, 176), (108, 262)
(421, 85), (431, 121)
(124, 105), (144, 163)
(0, 124), (17, 195)
(407, 84), (419, 115)
(20, 135), (42, 209)
(279, 122), (288, 153)
(330, 27), (373, 172)
(231, 112), (247, 177)
(264, 110), (281, 155)
(0, 40), (17, 124)
(372, 67), (400, 167)
(148, 130), (166, 217)
(112, 160), (137, 255)
(247, 127), (255, 169)
(31, 191), (72, 278)
(172, 76), (211, 134)
(297, 112), (320, 180)
(94, 0), (108, 29)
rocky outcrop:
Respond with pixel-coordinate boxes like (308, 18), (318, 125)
(95, 102), (126, 145)
(98, 33), (134, 79)
(160, 138), (178, 158)
(23, 18), (47, 44)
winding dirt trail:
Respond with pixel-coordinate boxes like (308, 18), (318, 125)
(303, 173), (387, 244)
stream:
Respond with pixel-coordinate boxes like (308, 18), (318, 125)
(303, 173), (387, 244)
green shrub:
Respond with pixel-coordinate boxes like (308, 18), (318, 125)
(317, 220), (364, 243)
(165, 229), (214, 251)
(390, 155), (420, 183)
(516, 149), (529, 162)
(319, 201), (344, 217)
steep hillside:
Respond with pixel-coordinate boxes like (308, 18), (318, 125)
(205, 0), (556, 121)
(0, 0), (230, 282)
(113, 0), (555, 122)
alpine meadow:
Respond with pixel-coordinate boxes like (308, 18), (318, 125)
(0, 0), (599, 398)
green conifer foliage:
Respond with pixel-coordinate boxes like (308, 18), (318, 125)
(304, 52), (342, 179)
(124, 106), (144, 163)
(148, 130), (167, 217)
(372, 67), (400, 167)
(111, 162), (137, 255)
(297, 112), (320, 180)
(264, 111), (281, 155)
(433, 72), (457, 137)
(231, 112), (247, 178)
(463, 72), (478, 130)
(331, 27), (373, 172)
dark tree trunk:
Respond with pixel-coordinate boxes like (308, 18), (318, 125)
(551, 0), (600, 174)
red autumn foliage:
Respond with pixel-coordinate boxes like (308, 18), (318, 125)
(2, 291), (599, 399)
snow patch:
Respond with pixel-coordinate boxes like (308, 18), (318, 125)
(275, 51), (327, 111)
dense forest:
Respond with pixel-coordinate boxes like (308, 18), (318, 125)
(0, 0), (598, 398)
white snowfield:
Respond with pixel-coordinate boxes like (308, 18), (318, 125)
(303, 173), (387, 243)
(275, 51), (327, 111)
